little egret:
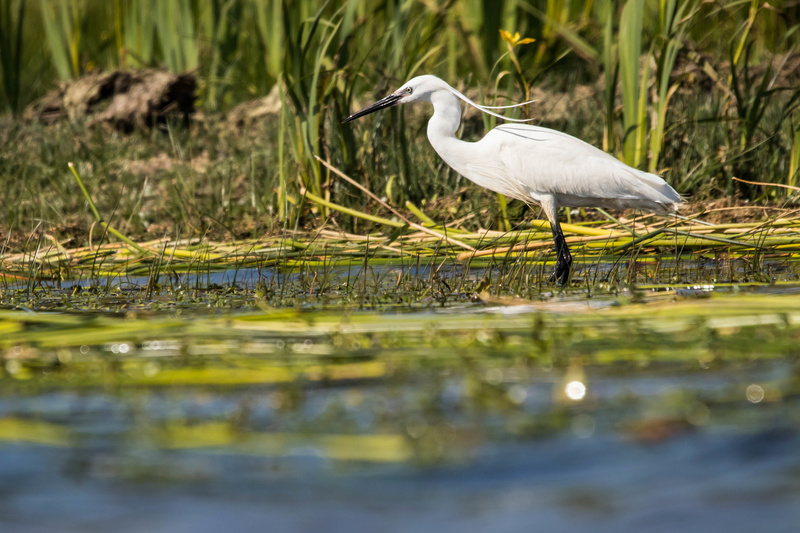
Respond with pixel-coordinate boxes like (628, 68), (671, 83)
(343, 75), (681, 284)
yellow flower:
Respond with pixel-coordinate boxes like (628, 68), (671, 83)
(499, 30), (536, 47)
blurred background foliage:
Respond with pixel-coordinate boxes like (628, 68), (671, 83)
(1, 0), (800, 243)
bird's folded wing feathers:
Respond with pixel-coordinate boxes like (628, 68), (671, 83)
(479, 125), (681, 208)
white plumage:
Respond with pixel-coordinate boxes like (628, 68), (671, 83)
(344, 75), (681, 284)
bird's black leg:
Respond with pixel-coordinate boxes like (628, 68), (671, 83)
(547, 221), (573, 285)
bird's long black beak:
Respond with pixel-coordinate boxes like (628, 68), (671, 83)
(342, 92), (403, 124)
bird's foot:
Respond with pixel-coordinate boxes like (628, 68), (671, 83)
(548, 256), (572, 286)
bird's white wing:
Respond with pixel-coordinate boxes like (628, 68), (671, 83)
(469, 124), (681, 212)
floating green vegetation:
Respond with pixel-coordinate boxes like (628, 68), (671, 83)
(2, 291), (799, 389)
(2, 288), (799, 467)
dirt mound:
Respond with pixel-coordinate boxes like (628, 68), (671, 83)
(226, 84), (282, 128)
(24, 69), (196, 131)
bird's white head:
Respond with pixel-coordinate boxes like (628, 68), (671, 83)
(342, 75), (443, 123)
(342, 74), (535, 124)
(394, 75), (451, 104)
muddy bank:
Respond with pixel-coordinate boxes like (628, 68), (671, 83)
(24, 69), (196, 131)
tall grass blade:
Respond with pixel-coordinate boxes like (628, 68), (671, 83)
(619, 0), (644, 167)
(68, 163), (149, 256)
(40, 0), (75, 79)
(602, 6), (617, 154)
(790, 124), (800, 190)
(0, 0), (26, 113)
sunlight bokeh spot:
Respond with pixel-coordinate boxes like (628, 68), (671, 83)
(565, 380), (586, 401)
(571, 414), (595, 438)
(507, 385), (527, 405)
(746, 384), (765, 403)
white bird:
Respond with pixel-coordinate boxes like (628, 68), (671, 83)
(343, 75), (681, 285)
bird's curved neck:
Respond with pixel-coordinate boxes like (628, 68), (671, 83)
(426, 90), (470, 172)
(427, 90), (462, 136)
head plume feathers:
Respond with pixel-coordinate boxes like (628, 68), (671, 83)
(443, 85), (536, 123)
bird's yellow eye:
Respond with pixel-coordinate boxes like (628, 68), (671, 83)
(405, 87), (413, 94)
